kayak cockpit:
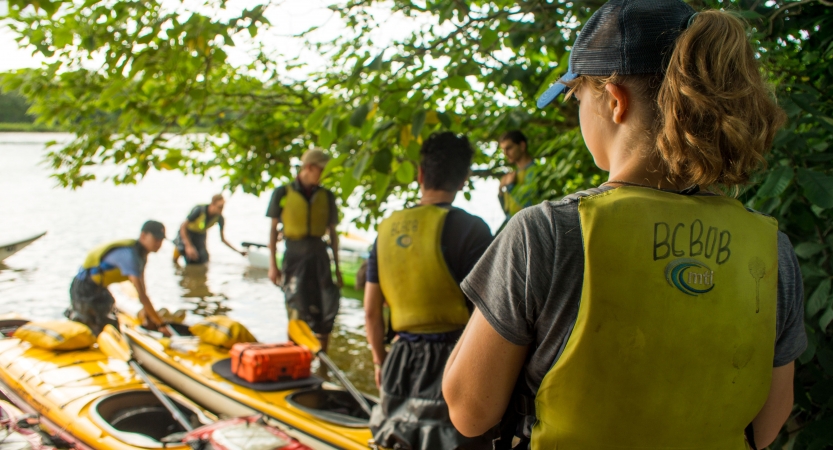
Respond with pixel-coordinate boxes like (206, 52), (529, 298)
(285, 388), (375, 428)
(90, 390), (212, 448)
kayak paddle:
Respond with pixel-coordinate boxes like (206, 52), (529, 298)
(98, 324), (194, 432)
(288, 319), (373, 416)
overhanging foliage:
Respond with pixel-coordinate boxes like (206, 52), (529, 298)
(2, 0), (832, 446)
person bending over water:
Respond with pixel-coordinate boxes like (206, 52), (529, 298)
(443, 1), (806, 449)
(67, 220), (171, 335)
(173, 194), (246, 265)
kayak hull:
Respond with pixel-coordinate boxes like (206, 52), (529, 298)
(0, 316), (216, 450)
(0, 231), (46, 262)
(121, 314), (375, 450)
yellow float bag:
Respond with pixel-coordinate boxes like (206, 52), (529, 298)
(81, 239), (138, 286)
(281, 185), (330, 240)
(532, 187), (778, 449)
(377, 205), (470, 334)
(189, 316), (257, 349)
(15, 320), (95, 351)
(185, 206), (221, 234)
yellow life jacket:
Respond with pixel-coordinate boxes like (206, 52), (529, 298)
(503, 163), (535, 217)
(281, 184), (331, 240)
(377, 205), (470, 334)
(81, 239), (140, 286)
(185, 205), (221, 234)
(531, 187), (778, 449)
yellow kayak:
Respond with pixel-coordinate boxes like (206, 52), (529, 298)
(0, 315), (218, 450)
(119, 313), (375, 450)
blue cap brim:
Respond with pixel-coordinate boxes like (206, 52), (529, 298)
(536, 69), (578, 108)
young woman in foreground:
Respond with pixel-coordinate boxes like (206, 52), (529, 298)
(443, 0), (807, 448)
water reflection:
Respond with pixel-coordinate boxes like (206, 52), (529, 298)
(176, 263), (230, 316)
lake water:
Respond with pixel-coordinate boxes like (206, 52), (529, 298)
(0, 132), (504, 394)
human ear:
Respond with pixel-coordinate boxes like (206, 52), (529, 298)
(417, 166), (424, 185)
(604, 83), (628, 124)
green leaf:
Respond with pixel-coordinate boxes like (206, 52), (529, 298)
(797, 168), (833, 209)
(373, 173), (390, 200)
(481, 27), (498, 49)
(819, 307), (833, 333)
(305, 99), (334, 130)
(395, 161), (415, 184)
(367, 52), (384, 72)
(339, 170), (358, 202)
(352, 152), (370, 179)
(794, 242), (827, 259)
(437, 112), (451, 129)
(350, 103), (370, 128)
(372, 149), (392, 173)
(756, 165), (793, 198)
(412, 110), (426, 138)
(447, 76), (469, 91)
(806, 279), (831, 318)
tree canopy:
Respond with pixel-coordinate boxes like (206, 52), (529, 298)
(2, 0), (833, 446)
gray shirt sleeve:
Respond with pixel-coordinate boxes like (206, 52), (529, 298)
(773, 232), (807, 367)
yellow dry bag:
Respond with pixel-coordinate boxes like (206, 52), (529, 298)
(377, 205), (470, 334)
(189, 316), (257, 349)
(81, 239), (139, 286)
(15, 320), (95, 351)
(281, 185), (330, 240)
(532, 187), (778, 449)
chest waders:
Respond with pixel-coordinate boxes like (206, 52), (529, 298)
(532, 187), (778, 449)
(82, 239), (140, 286)
(281, 185), (330, 240)
(377, 205), (469, 334)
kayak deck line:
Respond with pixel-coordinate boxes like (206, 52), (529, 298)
(122, 315), (376, 449)
(128, 339), (336, 450)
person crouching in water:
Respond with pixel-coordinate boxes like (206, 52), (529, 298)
(443, 1), (806, 449)
(364, 132), (495, 449)
(173, 194), (246, 265)
(267, 149), (342, 352)
(67, 221), (171, 335)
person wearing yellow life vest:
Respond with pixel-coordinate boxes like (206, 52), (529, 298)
(364, 132), (494, 449)
(173, 194), (246, 265)
(67, 221), (170, 335)
(266, 148), (342, 352)
(498, 130), (542, 222)
(443, 2), (807, 449)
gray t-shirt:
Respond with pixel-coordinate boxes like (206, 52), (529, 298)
(461, 187), (807, 397)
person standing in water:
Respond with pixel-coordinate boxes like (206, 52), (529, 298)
(173, 194), (246, 265)
(364, 132), (494, 449)
(67, 220), (170, 335)
(443, 1), (806, 449)
(497, 130), (541, 221)
(267, 149), (342, 352)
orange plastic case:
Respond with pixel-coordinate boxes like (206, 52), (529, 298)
(230, 342), (312, 383)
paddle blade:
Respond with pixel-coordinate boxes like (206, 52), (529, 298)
(98, 324), (132, 362)
(287, 319), (321, 354)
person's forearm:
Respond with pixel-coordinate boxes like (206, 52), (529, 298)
(269, 221), (280, 266)
(132, 277), (161, 324)
(179, 222), (193, 247)
(329, 227), (340, 272)
(221, 236), (241, 253)
(364, 283), (387, 364)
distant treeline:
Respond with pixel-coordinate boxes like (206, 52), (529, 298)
(0, 91), (35, 123)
